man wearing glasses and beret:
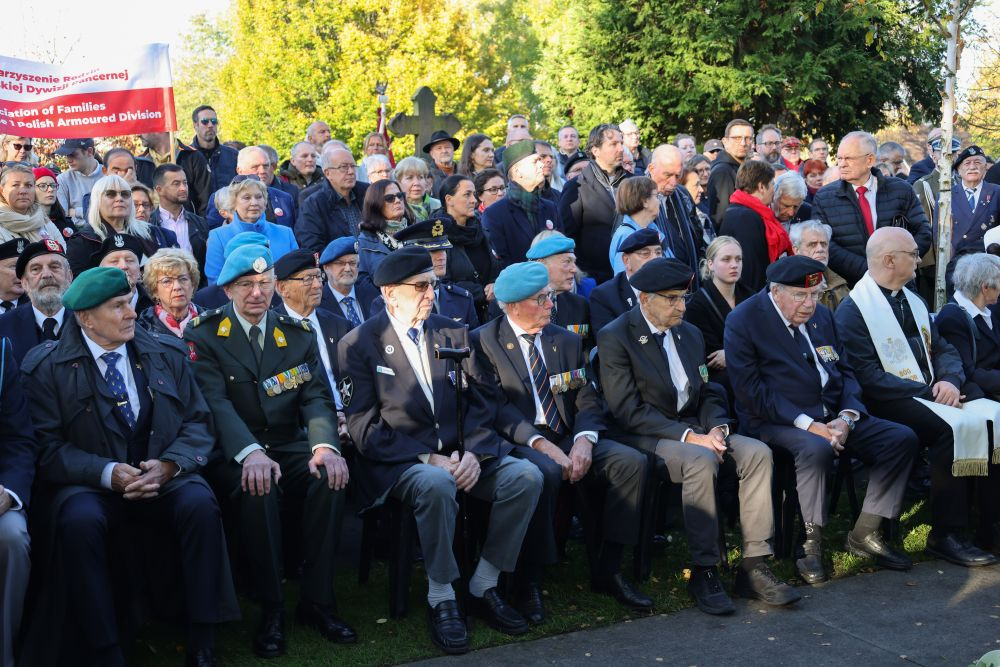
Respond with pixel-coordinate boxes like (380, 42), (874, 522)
(185, 244), (355, 658)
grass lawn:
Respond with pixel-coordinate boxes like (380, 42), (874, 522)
(127, 491), (934, 666)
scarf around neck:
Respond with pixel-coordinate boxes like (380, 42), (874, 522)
(728, 189), (793, 262)
(155, 303), (197, 337)
(0, 202), (57, 239)
(507, 181), (540, 224)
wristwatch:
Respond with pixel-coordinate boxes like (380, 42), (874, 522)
(838, 414), (856, 431)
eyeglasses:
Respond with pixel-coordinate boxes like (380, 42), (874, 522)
(761, 141), (781, 148)
(383, 193), (405, 203)
(370, 169), (393, 178)
(231, 279), (275, 292)
(651, 291), (690, 305)
(198, 118), (219, 126)
(158, 275), (192, 288)
(103, 190), (132, 199)
(530, 290), (556, 306)
(785, 290), (821, 304)
(889, 249), (921, 260)
(10, 143), (32, 152)
(726, 136), (754, 144)
(35, 182), (58, 191)
(630, 248), (664, 259)
(284, 271), (326, 286)
(835, 153), (872, 164)
(328, 259), (359, 269)
(327, 163), (357, 173)
(482, 185), (507, 196)
(399, 279), (438, 293)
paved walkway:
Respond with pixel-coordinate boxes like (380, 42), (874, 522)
(415, 561), (1000, 666)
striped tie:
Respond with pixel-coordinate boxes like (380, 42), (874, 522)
(521, 334), (564, 435)
(967, 189), (976, 210)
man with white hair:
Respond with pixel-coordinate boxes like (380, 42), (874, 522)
(360, 153), (394, 184)
(770, 172), (813, 228)
(204, 146), (297, 230)
(494, 114), (531, 167)
(280, 141), (324, 191)
(296, 144), (370, 253)
(620, 119), (652, 175)
(646, 144), (703, 284)
(789, 220), (849, 310)
(811, 131), (931, 286)
(306, 121), (333, 152)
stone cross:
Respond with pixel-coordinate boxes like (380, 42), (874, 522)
(387, 86), (461, 159)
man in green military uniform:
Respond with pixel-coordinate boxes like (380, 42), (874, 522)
(184, 243), (355, 659)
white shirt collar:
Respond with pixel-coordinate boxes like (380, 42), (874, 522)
(962, 181), (983, 196)
(283, 303), (317, 327)
(854, 174), (877, 193)
(640, 309), (665, 335)
(768, 292), (797, 331)
(954, 291), (992, 323)
(331, 284), (357, 303)
(387, 309), (424, 342)
(32, 305), (65, 331)
(80, 329), (127, 365)
(507, 317), (541, 342)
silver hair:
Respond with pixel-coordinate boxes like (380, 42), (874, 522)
(496, 300), (509, 313)
(320, 143), (353, 170)
(214, 186), (231, 212)
(236, 146), (268, 169)
(842, 130), (878, 156)
(291, 141), (317, 157)
(362, 154), (392, 170)
(774, 171), (808, 201)
(789, 220), (833, 249)
(258, 144), (279, 165)
(86, 174), (152, 241)
(393, 156), (429, 179)
(953, 253), (1000, 299)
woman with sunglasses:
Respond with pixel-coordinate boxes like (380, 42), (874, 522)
(0, 135), (36, 165)
(64, 174), (178, 277)
(357, 179), (414, 285)
(0, 163), (65, 246)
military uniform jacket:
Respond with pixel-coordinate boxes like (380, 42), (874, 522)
(337, 311), (511, 508)
(950, 181), (1000, 258)
(184, 302), (337, 461)
(471, 318), (605, 448)
(596, 307), (730, 452)
(370, 282), (479, 328)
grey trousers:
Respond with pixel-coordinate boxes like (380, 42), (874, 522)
(391, 456), (543, 584)
(655, 434), (774, 567)
(0, 511), (29, 667)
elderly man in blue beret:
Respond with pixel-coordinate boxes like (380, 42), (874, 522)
(337, 246), (543, 655)
(524, 235), (591, 341)
(185, 245), (355, 658)
(319, 235), (380, 328)
(20, 267), (238, 666)
(472, 262), (652, 622)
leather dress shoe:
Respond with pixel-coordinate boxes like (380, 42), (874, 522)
(296, 600), (358, 644)
(926, 532), (1000, 567)
(185, 648), (220, 667)
(427, 600), (469, 655)
(595, 572), (654, 611)
(253, 608), (286, 658)
(687, 566), (735, 615)
(795, 539), (828, 584)
(734, 563), (802, 606)
(467, 587), (529, 635)
(846, 530), (912, 571)
(517, 583), (546, 625)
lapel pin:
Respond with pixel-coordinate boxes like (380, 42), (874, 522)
(506, 342), (514, 350)
(639, 335), (648, 345)
(626, 297), (633, 306)
(385, 344), (394, 354)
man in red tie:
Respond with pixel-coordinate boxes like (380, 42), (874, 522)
(811, 131), (931, 287)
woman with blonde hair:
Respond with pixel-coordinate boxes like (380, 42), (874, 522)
(394, 156), (441, 220)
(137, 248), (202, 337)
(0, 163), (65, 246)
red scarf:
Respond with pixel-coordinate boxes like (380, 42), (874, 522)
(728, 189), (794, 262)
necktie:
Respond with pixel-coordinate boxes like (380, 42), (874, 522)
(967, 189), (976, 209)
(654, 331), (690, 410)
(790, 326), (820, 381)
(341, 296), (362, 327)
(0, 301), (13, 312)
(249, 325), (263, 368)
(407, 327), (420, 345)
(521, 333), (564, 435)
(856, 185), (874, 236)
(101, 351), (136, 430)
(41, 317), (58, 341)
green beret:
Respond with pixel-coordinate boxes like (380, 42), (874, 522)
(526, 235), (575, 260)
(218, 244), (273, 286)
(62, 267), (132, 311)
(494, 262), (550, 304)
(504, 139), (538, 177)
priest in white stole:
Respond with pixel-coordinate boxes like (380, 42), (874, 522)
(837, 227), (1000, 568)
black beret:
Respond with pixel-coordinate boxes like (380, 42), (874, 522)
(393, 219), (453, 250)
(273, 249), (319, 280)
(765, 255), (826, 288)
(373, 246), (433, 287)
(954, 145), (986, 170)
(618, 227), (661, 255)
(15, 239), (65, 278)
(89, 232), (146, 269)
(0, 238), (27, 263)
(564, 153), (589, 176)
(628, 257), (694, 293)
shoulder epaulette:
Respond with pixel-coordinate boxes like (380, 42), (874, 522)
(189, 308), (225, 328)
(275, 314), (312, 332)
(20, 339), (59, 373)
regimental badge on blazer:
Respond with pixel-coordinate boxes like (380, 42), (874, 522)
(548, 368), (586, 393)
(448, 370), (469, 390)
(262, 363), (313, 397)
(698, 364), (709, 383)
(565, 324), (589, 337)
(815, 345), (839, 362)
(338, 376), (353, 407)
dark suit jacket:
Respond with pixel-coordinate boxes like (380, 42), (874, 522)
(481, 196), (563, 271)
(950, 182), (1000, 258)
(596, 307), (730, 452)
(274, 304), (351, 395)
(834, 291), (966, 403)
(0, 337), (37, 507)
(148, 208), (210, 287)
(319, 281), (381, 328)
(184, 304), (337, 461)
(725, 289), (866, 436)
(370, 283), (479, 328)
(471, 318), (605, 447)
(337, 311), (511, 507)
(590, 272), (637, 334)
(928, 301), (1000, 397)
(0, 303), (72, 365)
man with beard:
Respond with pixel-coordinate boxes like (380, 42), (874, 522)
(318, 236), (380, 327)
(0, 239), (73, 363)
(150, 164), (210, 287)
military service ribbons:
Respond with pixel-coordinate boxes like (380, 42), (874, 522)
(548, 367), (587, 394)
(263, 363), (313, 396)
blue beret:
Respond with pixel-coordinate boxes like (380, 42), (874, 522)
(373, 246), (432, 287)
(954, 145), (986, 170)
(217, 244), (273, 286)
(494, 262), (550, 304)
(628, 258), (694, 293)
(61, 267), (131, 311)
(526, 235), (575, 260)
(319, 236), (358, 265)
(274, 249), (319, 280)
(929, 137), (961, 154)
(618, 227), (661, 255)
(765, 255), (826, 287)
(224, 232), (270, 260)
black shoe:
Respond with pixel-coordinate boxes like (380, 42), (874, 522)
(795, 553), (828, 584)
(734, 563), (802, 606)
(427, 600), (469, 655)
(253, 607), (286, 658)
(595, 572), (654, 611)
(185, 648), (220, 667)
(846, 530), (912, 571)
(517, 583), (545, 625)
(687, 567), (735, 615)
(467, 587), (529, 635)
(926, 532), (1000, 568)
(296, 600), (358, 644)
